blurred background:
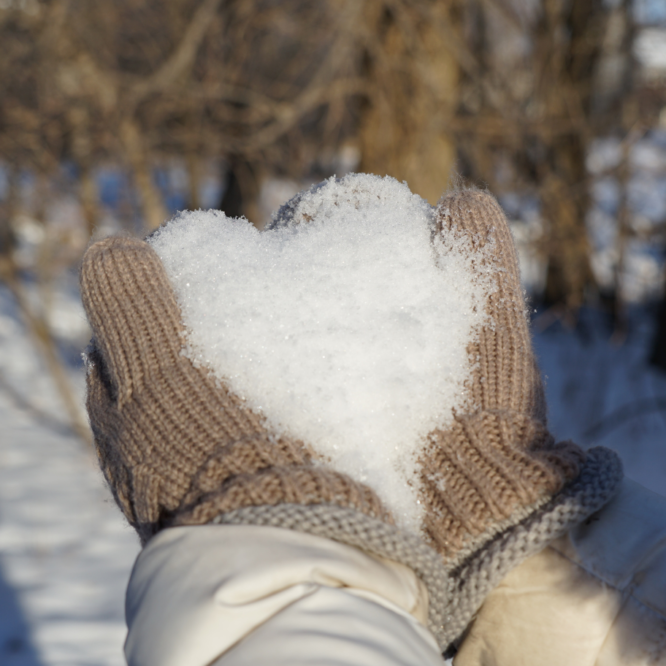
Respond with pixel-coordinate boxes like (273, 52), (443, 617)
(0, 0), (665, 664)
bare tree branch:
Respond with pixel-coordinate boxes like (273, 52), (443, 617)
(130, 0), (224, 102)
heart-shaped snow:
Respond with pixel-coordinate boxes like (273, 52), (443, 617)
(150, 174), (491, 533)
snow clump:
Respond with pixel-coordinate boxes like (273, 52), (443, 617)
(149, 174), (493, 534)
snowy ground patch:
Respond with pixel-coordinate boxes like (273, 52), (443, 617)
(536, 307), (666, 498)
(0, 393), (139, 666)
(0, 283), (139, 666)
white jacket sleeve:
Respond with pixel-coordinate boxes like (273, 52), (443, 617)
(124, 524), (444, 666)
(454, 479), (666, 666)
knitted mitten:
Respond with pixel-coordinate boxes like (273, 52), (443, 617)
(271, 181), (623, 652)
(421, 189), (622, 648)
(80, 235), (452, 646)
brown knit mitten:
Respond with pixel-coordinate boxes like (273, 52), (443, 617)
(80, 235), (452, 647)
(420, 189), (622, 649)
(81, 236), (392, 544)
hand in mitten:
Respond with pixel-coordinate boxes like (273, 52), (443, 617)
(418, 190), (623, 649)
(81, 236), (391, 545)
(80, 223), (452, 648)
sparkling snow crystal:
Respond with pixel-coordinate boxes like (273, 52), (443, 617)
(149, 174), (493, 533)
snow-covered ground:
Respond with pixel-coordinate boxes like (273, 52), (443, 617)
(0, 284), (139, 666)
(0, 391), (138, 666)
(536, 306), (666, 498)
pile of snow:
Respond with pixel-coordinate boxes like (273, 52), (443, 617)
(150, 174), (494, 533)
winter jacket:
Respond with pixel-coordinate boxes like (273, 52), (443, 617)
(124, 524), (442, 666)
(455, 478), (666, 666)
(124, 479), (666, 666)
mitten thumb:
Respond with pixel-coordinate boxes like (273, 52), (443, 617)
(80, 236), (185, 407)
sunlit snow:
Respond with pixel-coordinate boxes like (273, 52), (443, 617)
(150, 174), (494, 533)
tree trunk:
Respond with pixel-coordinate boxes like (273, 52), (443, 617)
(218, 156), (262, 227)
(537, 0), (606, 309)
(359, 2), (458, 204)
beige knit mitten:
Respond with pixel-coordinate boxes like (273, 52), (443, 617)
(81, 236), (394, 543)
(419, 190), (622, 649)
(80, 234), (452, 646)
